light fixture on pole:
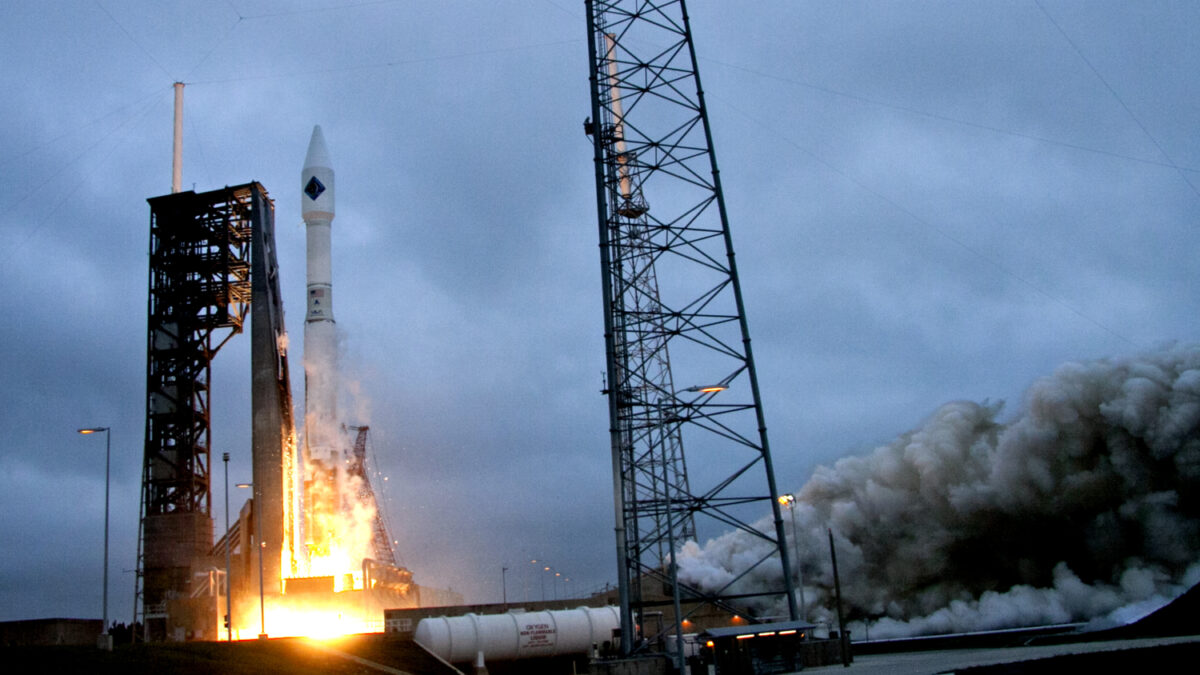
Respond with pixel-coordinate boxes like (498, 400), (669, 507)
(78, 427), (112, 652)
(778, 494), (806, 621)
(683, 384), (728, 394)
(236, 482), (266, 639)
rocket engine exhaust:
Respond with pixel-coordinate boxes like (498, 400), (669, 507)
(675, 344), (1200, 637)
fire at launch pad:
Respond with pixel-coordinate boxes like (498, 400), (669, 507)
(137, 128), (445, 642)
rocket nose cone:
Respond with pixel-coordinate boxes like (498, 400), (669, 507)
(304, 125), (332, 171)
(303, 125), (335, 216)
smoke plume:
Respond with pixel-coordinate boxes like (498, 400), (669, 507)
(676, 344), (1200, 637)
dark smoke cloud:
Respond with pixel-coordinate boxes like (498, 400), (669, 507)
(678, 344), (1200, 637)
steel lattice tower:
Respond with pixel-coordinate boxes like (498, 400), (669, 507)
(584, 0), (798, 657)
(140, 185), (256, 636)
(139, 183), (295, 640)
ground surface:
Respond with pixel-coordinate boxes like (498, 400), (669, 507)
(8, 633), (1200, 674)
(0, 634), (459, 675)
(807, 634), (1200, 675)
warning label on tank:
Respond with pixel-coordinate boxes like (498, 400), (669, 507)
(519, 622), (557, 651)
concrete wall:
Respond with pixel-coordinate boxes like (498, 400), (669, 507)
(0, 619), (102, 647)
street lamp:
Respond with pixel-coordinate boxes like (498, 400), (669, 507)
(77, 427), (112, 652)
(531, 560), (555, 603)
(778, 494), (806, 621)
(222, 453), (231, 641)
(236, 482), (266, 639)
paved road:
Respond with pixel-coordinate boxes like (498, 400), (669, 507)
(805, 634), (1200, 675)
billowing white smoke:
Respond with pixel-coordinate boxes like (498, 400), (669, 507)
(676, 344), (1200, 638)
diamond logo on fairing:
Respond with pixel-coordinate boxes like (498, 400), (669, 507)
(305, 176), (326, 201)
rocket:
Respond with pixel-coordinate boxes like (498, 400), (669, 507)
(301, 125), (339, 555)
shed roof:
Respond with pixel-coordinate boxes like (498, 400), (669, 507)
(700, 620), (816, 640)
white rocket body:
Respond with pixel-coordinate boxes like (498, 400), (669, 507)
(302, 125), (338, 466)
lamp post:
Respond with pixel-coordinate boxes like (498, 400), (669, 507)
(223, 453), (232, 641)
(77, 427), (112, 651)
(778, 494), (806, 621)
(236, 482), (266, 638)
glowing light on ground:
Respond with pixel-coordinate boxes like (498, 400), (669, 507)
(229, 593), (382, 640)
(265, 605), (375, 639)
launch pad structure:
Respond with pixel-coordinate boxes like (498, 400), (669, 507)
(138, 182), (412, 640)
(139, 182), (292, 639)
(140, 184), (264, 636)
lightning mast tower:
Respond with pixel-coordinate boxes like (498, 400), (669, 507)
(583, 0), (798, 661)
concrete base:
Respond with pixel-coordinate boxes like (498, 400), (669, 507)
(96, 633), (113, 651)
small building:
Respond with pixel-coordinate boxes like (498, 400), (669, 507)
(698, 620), (817, 674)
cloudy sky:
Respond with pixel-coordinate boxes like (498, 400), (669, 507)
(1, 0), (1196, 624)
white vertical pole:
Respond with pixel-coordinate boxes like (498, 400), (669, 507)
(172, 82), (184, 193)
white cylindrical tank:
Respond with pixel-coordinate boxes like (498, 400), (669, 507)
(414, 606), (620, 663)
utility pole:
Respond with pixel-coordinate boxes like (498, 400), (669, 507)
(223, 453), (232, 641)
(501, 566), (508, 608)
